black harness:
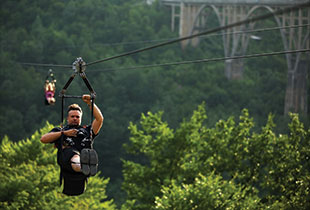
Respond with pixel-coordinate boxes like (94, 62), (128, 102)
(58, 57), (97, 187)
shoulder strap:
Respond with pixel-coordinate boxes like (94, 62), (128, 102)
(57, 129), (65, 186)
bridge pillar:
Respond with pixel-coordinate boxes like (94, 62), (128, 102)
(284, 59), (309, 115)
(281, 7), (310, 115)
(225, 57), (244, 80)
(179, 3), (201, 48)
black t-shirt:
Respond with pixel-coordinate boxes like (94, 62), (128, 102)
(50, 125), (96, 152)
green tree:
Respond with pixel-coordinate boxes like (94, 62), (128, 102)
(0, 123), (116, 210)
(154, 173), (261, 210)
(121, 103), (310, 209)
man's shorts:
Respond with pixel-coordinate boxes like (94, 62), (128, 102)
(58, 148), (88, 196)
(59, 147), (80, 173)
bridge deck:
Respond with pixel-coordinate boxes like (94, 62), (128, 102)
(161, 0), (309, 6)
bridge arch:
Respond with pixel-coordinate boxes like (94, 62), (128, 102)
(188, 4), (309, 75)
(165, 0), (309, 114)
(180, 2), (309, 114)
(189, 5), (286, 55)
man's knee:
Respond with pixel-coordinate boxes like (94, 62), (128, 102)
(71, 154), (81, 172)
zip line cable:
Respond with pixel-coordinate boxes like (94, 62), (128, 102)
(18, 2), (310, 69)
(95, 23), (310, 46)
(205, 23), (310, 39)
(20, 62), (71, 68)
(16, 23), (309, 52)
(17, 23), (309, 70)
(88, 49), (310, 73)
(27, 49), (310, 73)
(102, 23), (310, 47)
(85, 2), (310, 67)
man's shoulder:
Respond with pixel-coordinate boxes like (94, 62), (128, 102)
(79, 125), (97, 139)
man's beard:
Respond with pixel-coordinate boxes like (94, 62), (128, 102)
(68, 124), (80, 128)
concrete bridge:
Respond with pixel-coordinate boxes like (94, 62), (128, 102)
(161, 0), (310, 115)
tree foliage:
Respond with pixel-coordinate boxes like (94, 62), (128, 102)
(155, 174), (261, 210)
(122, 104), (310, 209)
(0, 123), (115, 210)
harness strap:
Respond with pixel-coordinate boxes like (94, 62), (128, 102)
(59, 168), (63, 186)
(80, 72), (96, 95)
(60, 73), (76, 97)
(90, 97), (94, 148)
(58, 131), (65, 186)
(45, 69), (56, 82)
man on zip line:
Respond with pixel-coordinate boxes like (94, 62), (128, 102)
(41, 94), (103, 195)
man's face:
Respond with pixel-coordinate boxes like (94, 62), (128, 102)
(67, 110), (82, 126)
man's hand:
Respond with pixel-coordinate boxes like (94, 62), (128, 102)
(81, 93), (103, 135)
(64, 129), (78, 137)
(82, 94), (91, 105)
(41, 129), (78, 143)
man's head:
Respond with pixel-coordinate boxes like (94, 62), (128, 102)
(67, 104), (83, 126)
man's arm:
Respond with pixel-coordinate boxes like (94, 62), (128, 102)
(82, 95), (104, 135)
(41, 129), (79, 143)
(41, 131), (62, 143)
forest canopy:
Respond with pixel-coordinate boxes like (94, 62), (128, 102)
(1, 105), (310, 209)
(0, 124), (115, 209)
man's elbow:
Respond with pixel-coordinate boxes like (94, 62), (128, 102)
(99, 115), (104, 124)
(40, 136), (48, 144)
(97, 115), (104, 125)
